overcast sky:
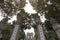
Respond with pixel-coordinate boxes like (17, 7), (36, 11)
(24, 0), (37, 14)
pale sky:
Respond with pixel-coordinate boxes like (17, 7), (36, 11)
(24, 0), (37, 14)
(38, 13), (46, 23)
(8, 15), (17, 24)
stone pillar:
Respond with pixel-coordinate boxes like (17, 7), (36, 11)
(35, 15), (46, 40)
(10, 25), (19, 40)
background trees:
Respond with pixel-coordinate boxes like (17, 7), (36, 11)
(29, 0), (60, 40)
(0, 0), (60, 40)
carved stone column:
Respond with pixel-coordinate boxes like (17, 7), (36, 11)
(35, 14), (46, 40)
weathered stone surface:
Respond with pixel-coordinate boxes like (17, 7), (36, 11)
(10, 25), (19, 40)
(24, 33), (35, 40)
(50, 18), (60, 40)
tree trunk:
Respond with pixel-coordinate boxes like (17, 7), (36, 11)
(10, 9), (23, 40)
(50, 18), (60, 40)
(35, 15), (46, 40)
(10, 25), (20, 40)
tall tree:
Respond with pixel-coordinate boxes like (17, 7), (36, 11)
(0, 0), (26, 40)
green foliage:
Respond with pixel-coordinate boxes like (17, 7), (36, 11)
(0, 0), (26, 16)
(2, 24), (14, 40)
(6, 24), (14, 32)
(35, 29), (38, 40)
(45, 20), (57, 40)
(45, 31), (57, 40)
(45, 20), (52, 30)
(45, 13), (52, 20)
(0, 0), (4, 3)
(20, 0), (26, 8)
(45, 0), (60, 22)
(19, 31), (25, 39)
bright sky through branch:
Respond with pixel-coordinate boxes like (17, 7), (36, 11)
(8, 15), (17, 24)
(0, 11), (4, 21)
(47, 0), (52, 5)
(38, 13), (46, 23)
(24, 0), (37, 14)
